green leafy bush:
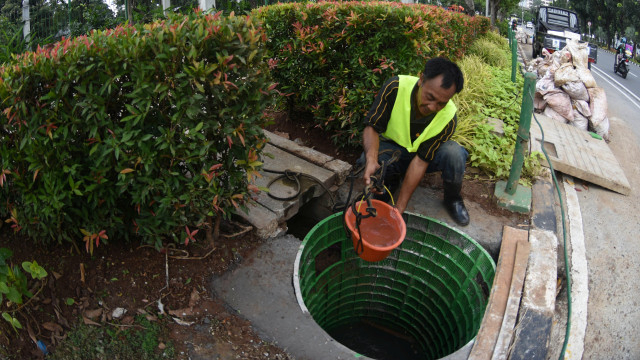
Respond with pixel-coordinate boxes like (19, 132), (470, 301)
(454, 54), (541, 182)
(255, 1), (489, 147)
(0, 10), (276, 248)
(0, 248), (47, 332)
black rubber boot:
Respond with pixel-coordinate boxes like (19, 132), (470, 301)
(443, 181), (470, 226)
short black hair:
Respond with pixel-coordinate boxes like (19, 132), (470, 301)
(422, 57), (464, 94)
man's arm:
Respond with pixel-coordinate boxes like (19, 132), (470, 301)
(394, 155), (429, 213)
(362, 126), (381, 186)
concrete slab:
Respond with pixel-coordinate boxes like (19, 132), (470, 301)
(211, 235), (365, 360)
(530, 113), (631, 195)
(562, 175), (588, 360)
(469, 227), (520, 360)
(494, 180), (532, 214)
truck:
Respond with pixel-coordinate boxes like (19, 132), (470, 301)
(532, 6), (597, 67)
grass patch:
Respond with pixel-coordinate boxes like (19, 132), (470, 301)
(50, 315), (175, 360)
(467, 30), (511, 69)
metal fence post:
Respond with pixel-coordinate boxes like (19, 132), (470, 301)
(505, 72), (536, 194)
(511, 33), (517, 83)
(494, 72), (535, 213)
(22, 0), (30, 49)
(162, 0), (170, 12)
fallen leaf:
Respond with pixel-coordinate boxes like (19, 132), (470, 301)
(26, 323), (37, 345)
(158, 342), (166, 350)
(121, 315), (134, 325)
(168, 308), (194, 317)
(565, 178), (574, 185)
(188, 289), (201, 308)
(172, 317), (194, 326)
(42, 322), (63, 333)
(42, 298), (52, 305)
(52, 271), (62, 280)
(145, 314), (158, 322)
(83, 316), (101, 326)
(575, 187), (582, 192)
(136, 308), (148, 315)
(84, 309), (102, 319)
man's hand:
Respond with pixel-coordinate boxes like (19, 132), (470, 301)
(363, 160), (380, 187)
(362, 126), (381, 187)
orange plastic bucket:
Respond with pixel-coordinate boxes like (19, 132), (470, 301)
(345, 199), (406, 262)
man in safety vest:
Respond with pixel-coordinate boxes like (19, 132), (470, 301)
(357, 57), (469, 226)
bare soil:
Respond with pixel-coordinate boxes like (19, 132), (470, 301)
(1, 111), (523, 359)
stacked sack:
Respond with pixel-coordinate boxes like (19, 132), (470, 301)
(527, 39), (609, 141)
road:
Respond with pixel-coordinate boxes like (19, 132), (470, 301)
(521, 42), (640, 359)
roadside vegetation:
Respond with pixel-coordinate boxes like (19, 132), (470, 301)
(0, 3), (539, 357)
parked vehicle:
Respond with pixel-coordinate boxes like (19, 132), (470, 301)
(526, 21), (533, 29)
(532, 6), (597, 67)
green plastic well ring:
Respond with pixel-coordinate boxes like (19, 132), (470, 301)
(293, 212), (496, 359)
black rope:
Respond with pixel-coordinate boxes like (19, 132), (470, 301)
(263, 168), (336, 204)
(339, 149), (401, 255)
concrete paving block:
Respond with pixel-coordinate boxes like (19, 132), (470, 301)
(264, 129), (334, 167)
(509, 228), (557, 360)
(324, 158), (353, 186)
(235, 201), (284, 239)
(255, 144), (335, 221)
(469, 227), (519, 360)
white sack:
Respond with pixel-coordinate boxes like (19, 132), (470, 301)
(587, 87), (608, 127)
(592, 117), (610, 141)
(577, 67), (597, 88)
(543, 105), (568, 124)
(536, 72), (556, 94)
(570, 110), (589, 131)
(572, 99), (591, 118)
(562, 81), (589, 101)
(544, 89), (574, 122)
(534, 92), (547, 111)
(565, 39), (589, 69)
(554, 63), (581, 87)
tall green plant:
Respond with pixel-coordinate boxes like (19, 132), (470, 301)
(0, 18), (26, 64)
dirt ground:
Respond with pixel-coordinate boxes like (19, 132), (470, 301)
(0, 111), (522, 359)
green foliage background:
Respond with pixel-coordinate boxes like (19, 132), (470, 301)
(0, 11), (276, 247)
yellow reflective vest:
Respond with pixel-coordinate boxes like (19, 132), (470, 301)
(382, 75), (457, 153)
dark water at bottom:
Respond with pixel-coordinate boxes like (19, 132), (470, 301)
(328, 320), (424, 360)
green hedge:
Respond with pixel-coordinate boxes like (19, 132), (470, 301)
(255, 1), (489, 147)
(0, 10), (275, 248)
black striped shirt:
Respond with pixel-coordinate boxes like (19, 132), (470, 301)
(364, 76), (457, 162)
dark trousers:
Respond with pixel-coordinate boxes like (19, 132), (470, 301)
(356, 140), (468, 202)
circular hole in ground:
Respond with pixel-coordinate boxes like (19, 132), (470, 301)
(294, 212), (496, 360)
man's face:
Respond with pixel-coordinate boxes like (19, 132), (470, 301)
(416, 74), (457, 118)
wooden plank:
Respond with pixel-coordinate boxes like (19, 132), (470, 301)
(492, 235), (531, 360)
(530, 114), (630, 195)
(468, 226), (524, 360)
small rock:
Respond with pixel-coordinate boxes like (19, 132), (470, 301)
(112, 307), (127, 319)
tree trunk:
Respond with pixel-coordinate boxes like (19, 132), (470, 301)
(489, 0), (498, 27)
(205, 214), (221, 248)
(463, 0), (475, 16)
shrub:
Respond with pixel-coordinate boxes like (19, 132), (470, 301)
(454, 52), (541, 182)
(0, 10), (276, 248)
(468, 37), (510, 68)
(255, 1), (489, 147)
